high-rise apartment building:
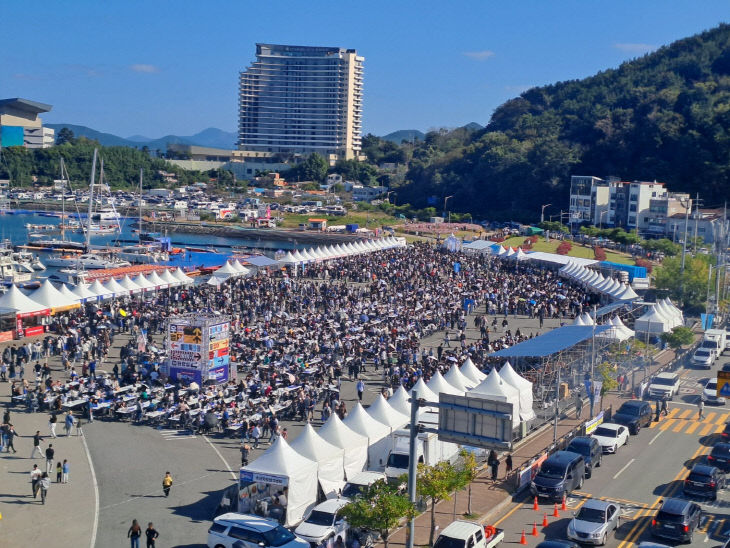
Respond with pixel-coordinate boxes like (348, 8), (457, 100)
(238, 44), (364, 164)
(0, 98), (54, 149)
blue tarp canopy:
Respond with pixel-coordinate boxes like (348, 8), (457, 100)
(594, 301), (631, 318)
(490, 325), (612, 358)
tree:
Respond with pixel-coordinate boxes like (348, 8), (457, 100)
(339, 480), (414, 548)
(597, 361), (618, 408)
(417, 460), (463, 546)
(299, 153), (329, 183)
(661, 326), (695, 351)
(539, 221), (569, 233)
(454, 450), (479, 515)
(654, 255), (712, 311)
(56, 127), (76, 145)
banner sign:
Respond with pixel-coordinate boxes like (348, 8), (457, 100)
(584, 410), (605, 435)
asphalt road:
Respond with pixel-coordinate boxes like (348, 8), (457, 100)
(490, 347), (730, 548)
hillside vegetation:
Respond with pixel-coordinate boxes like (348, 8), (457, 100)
(384, 24), (730, 220)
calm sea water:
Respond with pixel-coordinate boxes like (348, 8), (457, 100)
(0, 211), (304, 272)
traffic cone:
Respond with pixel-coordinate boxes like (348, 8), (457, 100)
(553, 503), (560, 517)
(520, 530), (527, 545)
(542, 513), (549, 527)
(561, 493), (567, 511)
(532, 522), (539, 536)
(533, 496), (539, 511)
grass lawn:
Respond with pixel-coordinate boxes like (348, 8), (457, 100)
(501, 236), (635, 265)
(278, 211), (402, 229)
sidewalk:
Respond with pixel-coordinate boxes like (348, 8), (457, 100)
(0, 368), (97, 547)
(387, 346), (683, 547)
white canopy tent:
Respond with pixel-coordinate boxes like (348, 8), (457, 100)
(444, 363), (476, 390)
(498, 361), (536, 421)
(367, 394), (408, 432)
(0, 285), (48, 315)
(132, 274), (156, 292)
(119, 275), (143, 294)
(289, 423), (345, 498)
(28, 280), (80, 313)
(279, 251), (299, 265)
(102, 277), (130, 298)
(240, 437), (318, 527)
(59, 283), (81, 303)
(88, 279), (113, 300)
(427, 370), (464, 396)
(213, 261), (239, 280)
(71, 283), (98, 303)
(409, 377), (438, 402)
(172, 268), (194, 286)
(460, 357), (486, 384)
(634, 305), (672, 334)
(388, 386), (412, 416)
(469, 369), (521, 428)
(343, 403), (393, 471)
(160, 269), (180, 287)
(318, 414), (369, 480)
(146, 270), (168, 289)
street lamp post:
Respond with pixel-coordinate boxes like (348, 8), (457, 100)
(599, 210), (608, 229)
(444, 195), (454, 224)
(387, 191), (396, 205)
(541, 203), (552, 224)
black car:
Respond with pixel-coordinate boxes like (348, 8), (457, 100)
(613, 401), (652, 434)
(683, 464), (724, 500)
(566, 436), (603, 478)
(721, 422), (730, 441)
(651, 498), (702, 543)
(707, 443), (730, 472)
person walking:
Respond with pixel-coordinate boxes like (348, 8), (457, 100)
(356, 379), (364, 402)
(661, 399), (669, 417)
(489, 450), (500, 481)
(162, 471), (173, 497)
(30, 464), (42, 498)
(49, 413), (57, 438)
(62, 459), (69, 483)
(505, 453), (513, 475)
(6, 424), (17, 453)
(575, 393), (582, 420)
(698, 398), (705, 420)
(30, 430), (43, 459)
(64, 411), (74, 437)
(145, 523), (159, 548)
(240, 442), (250, 467)
(45, 443), (54, 474)
(252, 424), (261, 449)
(128, 519), (142, 548)
(39, 472), (50, 504)
(56, 461), (62, 483)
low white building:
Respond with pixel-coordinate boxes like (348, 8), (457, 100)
(352, 185), (387, 202)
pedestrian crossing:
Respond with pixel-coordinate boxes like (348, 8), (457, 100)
(647, 407), (729, 436)
(158, 428), (197, 440)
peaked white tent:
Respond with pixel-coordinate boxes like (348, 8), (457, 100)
(409, 377), (438, 402)
(160, 269), (180, 287)
(289, 423), (346, 498)
(213, 261), (239, 280)
(498, 362), (536, 421)
(634, 305), (671, 334)
(71, 283), (97, 303)
(460, 357), (486, 384)
(172, 268), (194, 285)
(444, 363), (475, 390)
(318, 414), (368, 480)
(119, 275), (143, 294)
(367, 395), (409, 432)
(132, 274), (155, 292)
(28, 280), (79, 313)
(0, 285), (48, 316)
(88, 279), (113, 300)
(470, 369), (521, 428)
(103, 277), (130, 298)
(59, 283), (81, 303)
(279, 251), (298, 265)
(388, 386), (412, 416)
(240, 437), (318, 527)
(146, 270), (167, 289)
(343, 403), (393, 471)
(427, 370), (464, 396)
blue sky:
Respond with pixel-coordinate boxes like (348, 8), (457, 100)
(2, 1), (728, 139)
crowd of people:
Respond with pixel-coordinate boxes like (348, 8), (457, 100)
(1, 243), (598, 439)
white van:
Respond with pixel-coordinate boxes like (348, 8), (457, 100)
(294, 498), (350, 547)
(207, 513), (309, 548)
(693, 348), (715, 369)
(433, 520), (504, 548)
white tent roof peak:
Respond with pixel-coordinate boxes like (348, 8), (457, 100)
(427, 370), (463, 396)
(444, 363), (476, 390)
(460, 357), (486, 383)
(367, 395), (408, 429)
(388, 386), (411, 416)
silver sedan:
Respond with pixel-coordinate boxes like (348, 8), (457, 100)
(567, 499), (621, 545)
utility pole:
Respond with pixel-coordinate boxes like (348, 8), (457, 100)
(590, 304), (596, 418)
(679, 196), (692, 302)
(554, 366), (560, 443)
(693, 193), (701, 254)
(541, 203), (552, 224)
(406, 392), (420, 548)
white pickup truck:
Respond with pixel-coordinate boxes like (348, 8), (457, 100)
(647, 372), (681, 400)
(433, 521), (504, 548)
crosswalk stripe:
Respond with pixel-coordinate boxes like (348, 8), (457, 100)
(700, 422), (716, 436)
(700, 515), (715, 534)
(715, 413), (729, 425)
(660, 418), (677, 431)
(671, 409), (693, 432)
(704, 412), (717, 424)
(650, 407), (678, 428)
(715, 423), (725, 434)
(684, 419), (702, 435)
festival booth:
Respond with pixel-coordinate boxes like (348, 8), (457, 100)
(289, 423), (346, 498)
(0, 285), (50, 338)
(409, 377), (438, 402)
(172, 268), (195, 286)
(427, 370), (464, 396)
(460, 357), (486, 384)
(469, 369), (522, 429)
(231, 260), (251, 277)
(28, 280), (80, 314)
(444, 363), (475, 391)
(88, 280), (113, 301)
(596, 316), (635, 342)
(119, 275), (143, 295)
(498, 361), (536, 422)
(160, 269), (180, 287)
(387, 386), (412, 416)
(59, 283), (81, 304)
(146, 270), (168, 290)
(343, 403), (392, 471)
(212, 261), (240, 282)
(366, 394), (409, 432)
(634, 304), (673, 335)
(102, 277), (130, 299)
(318, 414), (368, 480)
(71, 283), (98, 304)
(239, 437), (318, 527)
(132, 274), (156, 293)
(443, 233), (462, 252)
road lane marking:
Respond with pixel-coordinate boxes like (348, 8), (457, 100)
(492, 496), (529, 527)
(700, 422), (716, 436)
(704, 412), (718, 424)
(617, 443), (710, 548)
(716, 423), (726, 434)
(99, 473), (214, 511)
(685, 420), (702, 435)
(648, 430), (663, 445)
(81, 432), (99, 548)
(673, 410), (692, 432)
(715, 413), (729, 425)
(204, 436), (237, 480)
(613, 458), (635, 479)
(660, 418), (677, 431)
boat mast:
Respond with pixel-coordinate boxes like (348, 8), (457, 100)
(60, 157), (66, 242)
(85, 148), (98, 250)
(139, 168), (143, 245)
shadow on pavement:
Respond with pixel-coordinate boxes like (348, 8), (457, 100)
(170, 488), (222, 522)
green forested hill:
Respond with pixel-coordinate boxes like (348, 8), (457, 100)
(394, 24), (730, 220)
